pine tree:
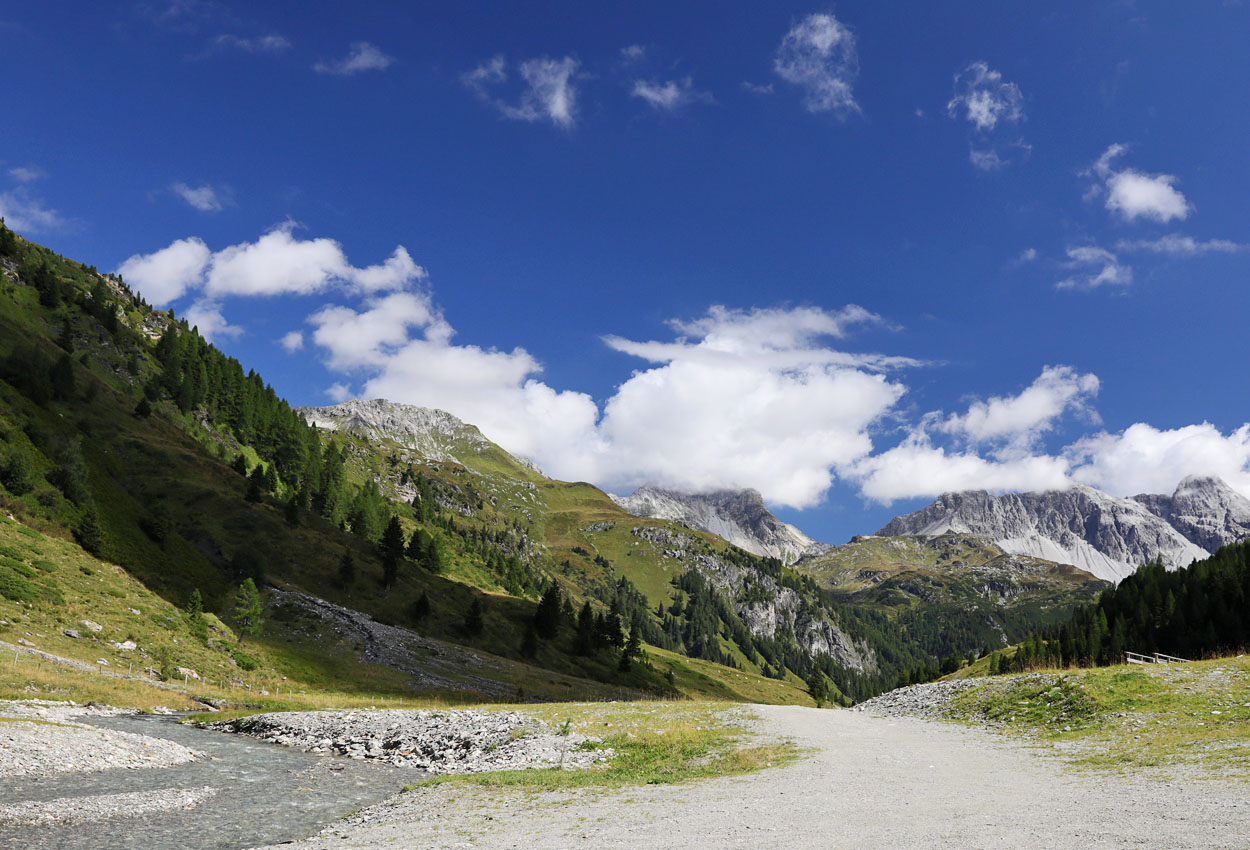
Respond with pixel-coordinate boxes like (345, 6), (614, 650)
(380, 515), (406, 589)
(245, 466), (265, 502)
(186, 588), (209, 643)
(533, 583), (562, 639)
(575, 602), (595, 656)
(283, 491), (301, 526)
(234, 578), (264, 642)
(411, 590), (431, 622)
(806, 671), (830, 708)
(73, 502), (104, 556)
(521, 622), (539, 658)
(337, 550), (356, 588)
(618, 620), (642, 673)
(464, 597), (485, 637)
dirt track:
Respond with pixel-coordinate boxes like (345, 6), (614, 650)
(262, 704), (1250, 850)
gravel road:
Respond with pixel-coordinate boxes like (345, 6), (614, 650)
(262, 704), (1250, 850)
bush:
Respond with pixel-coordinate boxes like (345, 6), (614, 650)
(232, 648), (260, 671)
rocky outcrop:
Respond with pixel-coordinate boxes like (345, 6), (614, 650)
(1129, 476), (1250, 555)
(613, 486), (823, 564)
(631, 527), (875, 672)
(296, 399), (494, 465)
(878, 484), (1211, 583)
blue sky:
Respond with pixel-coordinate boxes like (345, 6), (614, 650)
(4, 1), (1250, 543)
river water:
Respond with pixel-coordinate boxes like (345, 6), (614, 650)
(0, 713), (410, 849)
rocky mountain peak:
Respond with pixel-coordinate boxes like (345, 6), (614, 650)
(611, 485), (821, 564)
(296, 399), (491, 465)
(1130, 475), (1250, 554)
(877, 483), (1211, 583)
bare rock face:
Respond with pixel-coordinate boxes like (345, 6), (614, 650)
(877, 484), (1210, 583)
(1130, 476), (1250, 555)
(612, 485), (823, 565)
(296, 399), (492, 465)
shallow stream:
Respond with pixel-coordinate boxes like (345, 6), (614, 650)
(0, 712), (410, 849)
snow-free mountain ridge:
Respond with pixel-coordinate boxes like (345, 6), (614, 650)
(878, 478), (1250, 583)
(611, 485), (824, 564)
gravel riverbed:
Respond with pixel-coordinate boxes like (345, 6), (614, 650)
(211, 708), (612, 774)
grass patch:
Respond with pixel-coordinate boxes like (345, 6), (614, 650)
(418, 701), (799, 790)
(944, 657), (1250, 779)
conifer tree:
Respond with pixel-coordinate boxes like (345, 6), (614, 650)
(337, 550), (356, 588)
(411, 590), (431, 622)
(533, 583), (562, 639)
(186, 588), (209, 643)
(619, 620), (642, 672)
(234, 578), (264, 642)
(575, 602), (595, 656)
(73, 502), (104, 556)
(521, 622), (539, 658)
(464, 597), (485, 637)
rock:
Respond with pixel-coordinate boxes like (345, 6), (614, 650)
(17, 639), (35, 648)
(128, 608), (141, 616)
(62, 629), (81, 639)
(113, 640), (137, 652)
(80, 620), (104, 633)
(173, 667), (200, 680)
(95, 658), (110, 666)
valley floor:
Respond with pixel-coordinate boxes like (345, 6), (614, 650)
(267, 705), (1250, 850)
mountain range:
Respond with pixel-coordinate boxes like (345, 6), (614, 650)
(614, 477), (1250, 585)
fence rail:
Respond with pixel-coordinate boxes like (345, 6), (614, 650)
(1125, 650), (1190, 665)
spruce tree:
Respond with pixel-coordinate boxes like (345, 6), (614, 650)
(245, 467), (265, 502)
(521, 622), (539, 658)
(337, 550), (356, 588)
(575, 602), (595, 656)
(534, 583), (562, 639)
(464, 597), (485, 637)
(619, 620), (642, 673)
(186, 588), (209, 643)
(411, 590), (431, 622)
(234, 578), (264, 642)
(73, 502), (104, 556)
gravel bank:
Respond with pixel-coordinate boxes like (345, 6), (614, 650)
(0, 786), (217, 825)
(0, 700), (201, 778)
(256, 705), (1250, 850)
(210, 708), (611, 774)
(851, 676), (1075, 721)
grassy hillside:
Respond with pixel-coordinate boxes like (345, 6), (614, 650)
(0, 224), (825, 706)
(793, 532), (1107, 661)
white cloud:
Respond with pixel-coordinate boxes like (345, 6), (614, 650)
(947, 62), (1024, 131)
(620, 44), (645, 62)
(305, 300), (912, 508)
(1086, 144), (1191, 223)
(313, 41), (394, 75)
(326, 382), (353, 403)
(279, 330), (304, 352)
(1116, 234), (1246, 256)
(184, 299), (241, 340)
(969, 148), (1005, 171)
(1016, 248), (1039, 264)
(937, 366), (1100, 446)
(741, 81), (774, 95)
(212, 33), (290, 53)
(8, 166), (44, 183)
(203, 223), (423, 297)
(114, 224), (422, 312)
(0, 188), (64, 233)
(463, 55), (580, 128)
(631, 78), (713, 111)
(170, 181), (228, 212)
(115, 237), (211, 305)
(1056, 245), (1132, 291)
(773, 13), (859, 116)
(1067, 423), (1250, 498)
(852, 438), (1072, 504)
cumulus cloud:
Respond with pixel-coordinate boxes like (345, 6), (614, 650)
(8, 166), (44, 183)
(1056, 245), (1132, 291)
(304, 300), (912, 508)
(313, 41), (394, 75)
(170, 182), (228, 212)
(326, 382), (353, 403)
(184, 299), (241, 339)
(969, 148), (1005, 171)
(937, 366), (1100, 446)
(1086, 144), (1191, 223)
(0, 188), (65, 233)
(113, 224), (424, 339)
(116, 237), (211, 305)
(631, 78), (713, 111)
(1067, 423), (1250, 498)
(463, 55), (580, 128)
(773, 13), (859, 116)
(279, 330), (304, 352)
(620, 44), (646, 62)
(947, 62), (1024, 131)
(1115, 234), (1247, 256)
(1016, 248), (1039, 264)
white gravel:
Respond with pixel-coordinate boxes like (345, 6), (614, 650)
(211, 708), (611, 774)
(258, 705), (1250, 850)
(0, 700), (202, 779)
(0, 786), (218, 825)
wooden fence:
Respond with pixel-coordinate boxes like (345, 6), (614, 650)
(1124, 650), (1190, 665)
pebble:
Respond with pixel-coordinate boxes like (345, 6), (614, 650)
(0, 786), (217, 825)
